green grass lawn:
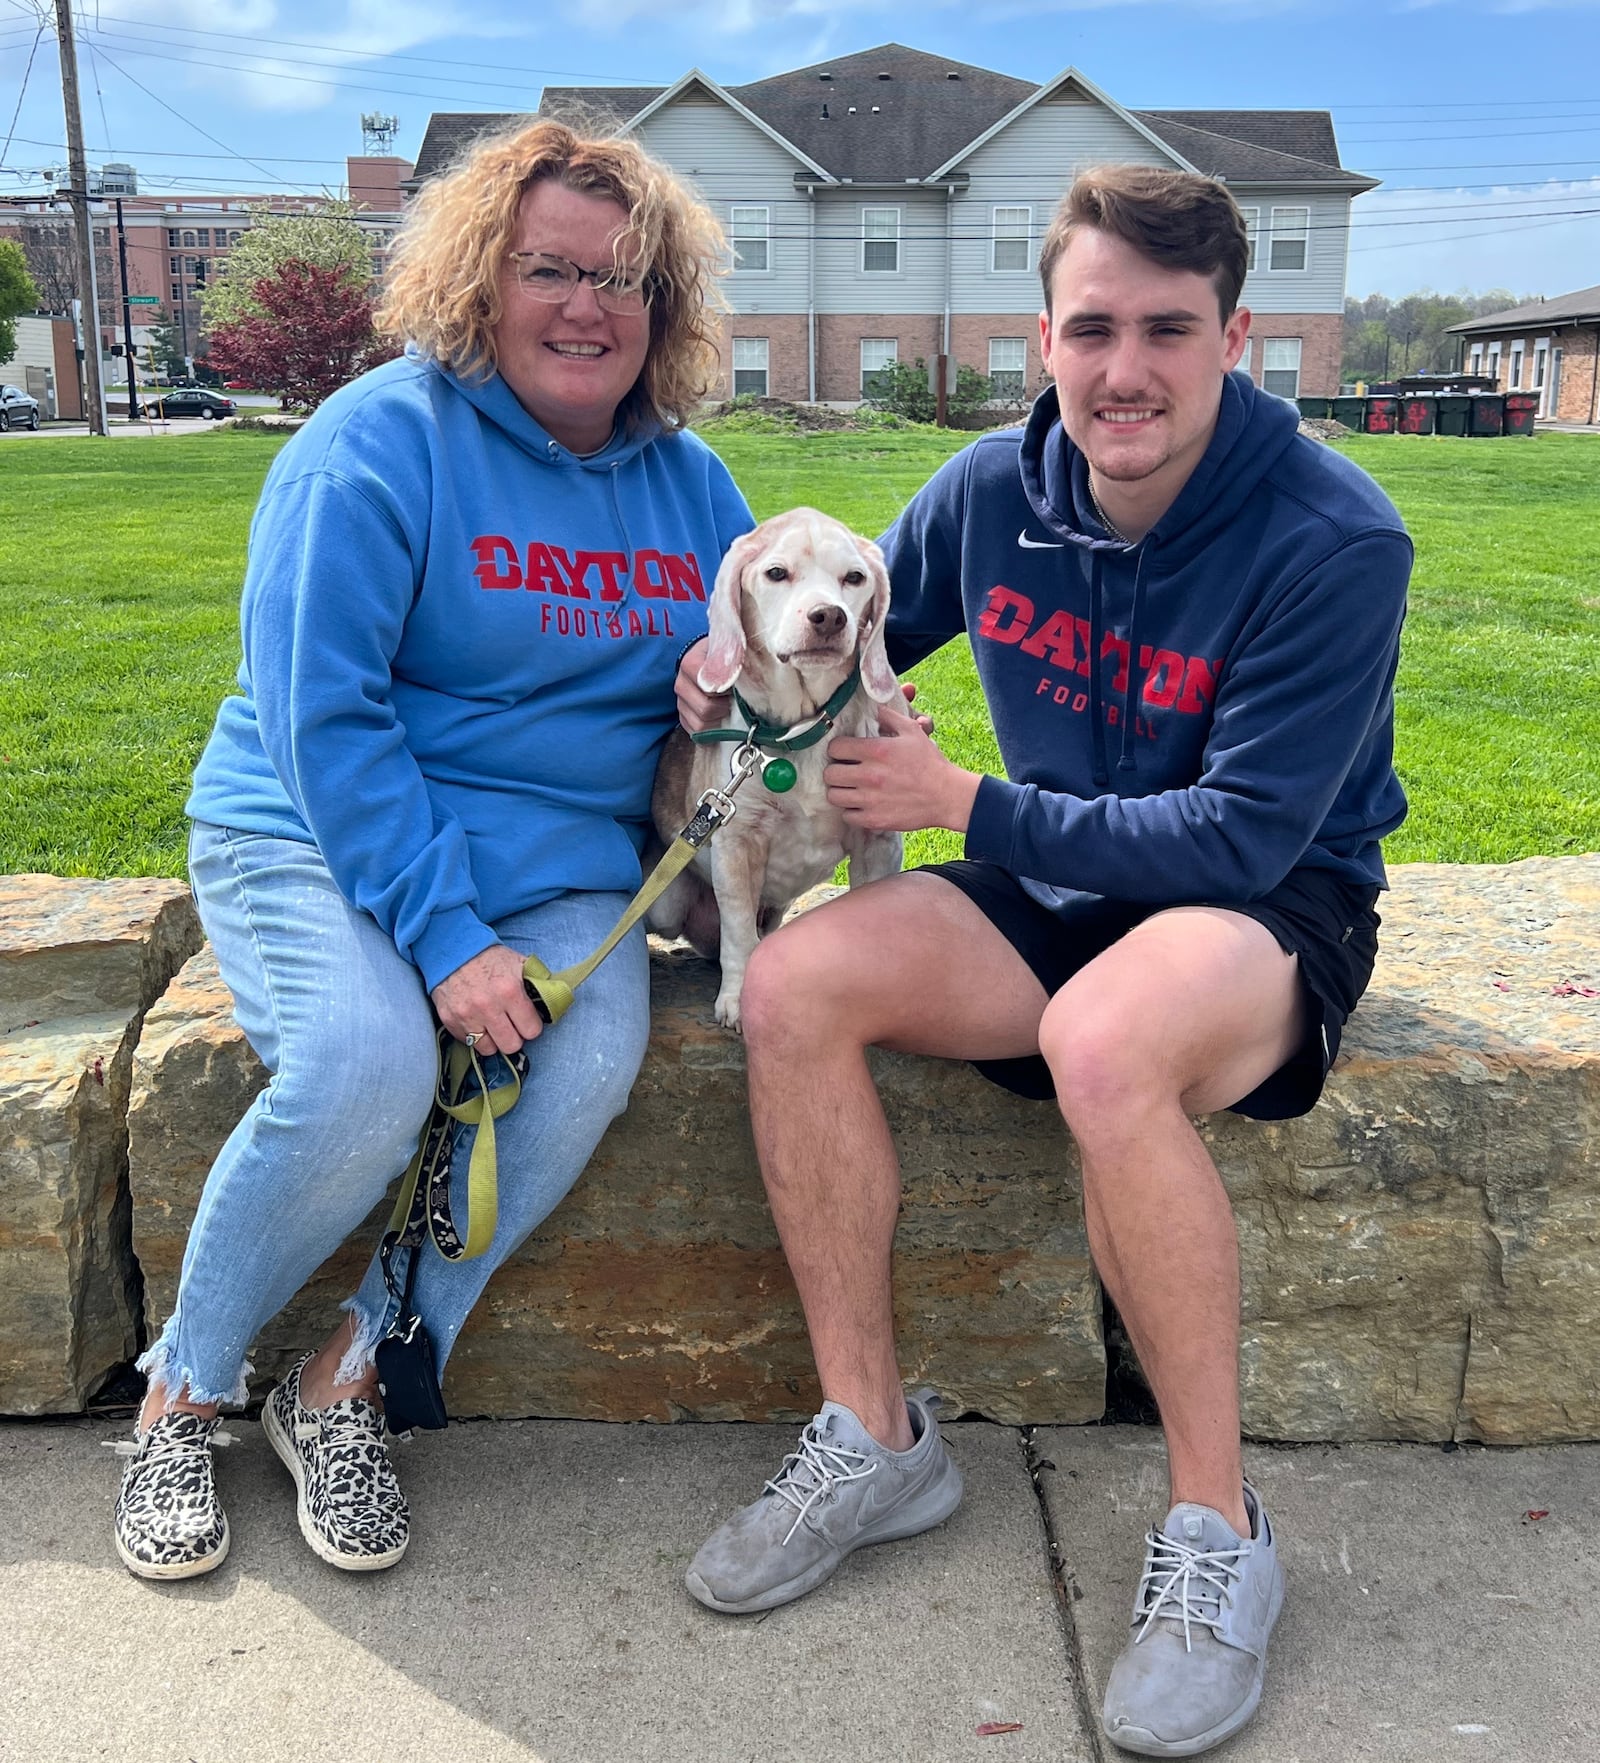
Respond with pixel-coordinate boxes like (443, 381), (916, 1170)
(1, 424), (1595, 878)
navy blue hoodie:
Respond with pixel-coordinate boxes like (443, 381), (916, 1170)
(881, 373), (1410, 911)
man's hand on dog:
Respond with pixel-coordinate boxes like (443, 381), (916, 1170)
(675, 638), (934, 736)
(825, 704), (982, 834)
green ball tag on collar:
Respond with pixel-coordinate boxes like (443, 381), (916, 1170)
(761, 756), (798, 794)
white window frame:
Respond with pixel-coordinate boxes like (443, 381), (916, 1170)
(991, 206), (1031, 274)
(1533, 338), (1549, 388)
(732, 336), (769, 398)
(1238, 206), (1259, 276)
(1262, 337), (1302, 400)
(1268, 206), (1309, 273)
(1469, 343), (1484, 375)
(729, 205), (770, 274)
(1487, 342), (1502, 385)
(861, 207), (900, 275)
(988, 336), (1027, 397)
(860, 337), (897, 398)
(1508, 343), (1524, 390)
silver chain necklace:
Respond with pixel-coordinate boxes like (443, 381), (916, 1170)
(1087, 478), (1133, 545)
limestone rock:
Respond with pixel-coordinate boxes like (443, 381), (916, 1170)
(0, 876), (201, 1413)
(118, 857), (1600, 1442)
(0, 875), (200, 1030)
(1215, 855), (1600, 1444)
(129, 942), (1106, 1424)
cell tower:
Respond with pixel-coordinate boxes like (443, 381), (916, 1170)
(361, 113), (400, 156)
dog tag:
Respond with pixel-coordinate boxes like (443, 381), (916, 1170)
(761, 756), (797, 794)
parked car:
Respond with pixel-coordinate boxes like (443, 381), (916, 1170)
(150, 388), (238, 420)
(0, 384), (41, 430)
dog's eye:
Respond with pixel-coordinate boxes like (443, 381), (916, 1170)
(843, 569), (866, 585)
(764, 565), (789, 582)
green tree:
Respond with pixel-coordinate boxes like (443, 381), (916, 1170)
(146, 317), (188, 381)
(1342, 287), (1538, 383)
(0, 239), (42, 363)
(199, 200), (375, 333)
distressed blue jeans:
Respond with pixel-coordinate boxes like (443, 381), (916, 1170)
(138, 822), (651, 1406)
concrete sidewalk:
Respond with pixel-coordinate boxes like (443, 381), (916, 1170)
(3, 1417), (1596, 1763)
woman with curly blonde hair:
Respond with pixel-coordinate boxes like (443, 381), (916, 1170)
(112, 118), (753, 1580)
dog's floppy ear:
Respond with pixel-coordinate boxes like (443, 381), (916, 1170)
(855, 538), (899, 703)
(699, 529), (763, 693)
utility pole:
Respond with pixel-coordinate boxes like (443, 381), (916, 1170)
(53, 0), (107, 434)
(115, 198), (139, 419)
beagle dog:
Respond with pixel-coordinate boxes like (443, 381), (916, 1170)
(647, 508), (903, 1028)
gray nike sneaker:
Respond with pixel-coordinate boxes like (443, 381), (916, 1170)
(1101, 1482), (1285, 1758)
(685, 1392), (963, 1613)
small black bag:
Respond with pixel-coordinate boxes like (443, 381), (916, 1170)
(374, 1031), (528, 1437)
(374, 1237), (448, 1436)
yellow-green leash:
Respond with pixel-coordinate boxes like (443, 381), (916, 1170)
(389, 747), (772, 1264)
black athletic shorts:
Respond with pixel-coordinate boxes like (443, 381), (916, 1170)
(921, 860), (1381, 1122)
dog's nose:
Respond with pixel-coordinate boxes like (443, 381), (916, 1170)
(807, 604), (847, 637)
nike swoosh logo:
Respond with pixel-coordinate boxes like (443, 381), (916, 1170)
(1017, 530), (1065, 549)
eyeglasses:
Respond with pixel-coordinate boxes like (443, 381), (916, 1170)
(506, 251), (652, 314)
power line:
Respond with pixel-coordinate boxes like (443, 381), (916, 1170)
(0, 18), (44, 167)
(1349, 208), (1598, 254)
(80, 26), (546, 102)
(88, 44), (322, 195)
(49, 3), (660, 83)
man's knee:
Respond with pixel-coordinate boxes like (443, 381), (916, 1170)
(740, 900), (898, 1054)
(1040, 1001), (1167, 1141)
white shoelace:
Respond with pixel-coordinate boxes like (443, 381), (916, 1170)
(765, 1423), (877, 1546)
(1133, 1525), (1248, 1653)
(105, 1422), (236, 1461)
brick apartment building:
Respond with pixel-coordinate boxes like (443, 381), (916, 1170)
(0, 155), (410, 382)
(412, 42), (1376, 402)
(1448, 284), (1600, 424)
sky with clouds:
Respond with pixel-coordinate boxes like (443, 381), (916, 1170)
(2, 0), (1597, 298)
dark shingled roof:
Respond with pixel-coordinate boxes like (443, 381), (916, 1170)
(1135, 112), (1373, 189)
(410, 46), (1372, 190)
(410, 113), (523, 184)
(1448, 283), (1600, 334)
(726, 43), (1032, 183)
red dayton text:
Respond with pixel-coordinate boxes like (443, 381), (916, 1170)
(469, 535), (707, 603)
(976, 585), (1222, 714)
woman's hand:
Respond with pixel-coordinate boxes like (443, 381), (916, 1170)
(675, 638), (731, 733)
(431, 944), (544, 1056)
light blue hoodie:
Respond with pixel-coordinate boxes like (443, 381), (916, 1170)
(188, 352), (753, 989)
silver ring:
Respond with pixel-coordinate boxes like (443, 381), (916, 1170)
(465, 1031), (484, 1049)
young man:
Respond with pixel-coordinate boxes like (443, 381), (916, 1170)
(676, 166), (1410, 1758)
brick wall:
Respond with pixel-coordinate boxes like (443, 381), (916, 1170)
(713, 314), (811, 403)
(815, 313), (942, 402)
(949, 313), (1048, 401)
(1553, 327), (1599, 424)
(1237, 312), (1342, 398)
(1460, 324), (1600, 421)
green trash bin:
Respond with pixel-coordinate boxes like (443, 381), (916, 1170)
(1331, 396), (1366, 430)
(1398, 394), (1436, 435)
(1296, 396), (1332, 420)
(1503, 392), (1538, 436)
(1469, 394), (1505, 437)
(1363, 396), (1400, 435)
(1435, 395), (1471, 437)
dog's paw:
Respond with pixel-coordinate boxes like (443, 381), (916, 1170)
(713, 987), (744, 1032)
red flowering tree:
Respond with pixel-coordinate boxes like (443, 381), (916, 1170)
(206, 258), (398, 411)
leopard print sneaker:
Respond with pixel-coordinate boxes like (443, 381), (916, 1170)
(262, 1353), (409, 1572)
(110, 1410), (232, 1580)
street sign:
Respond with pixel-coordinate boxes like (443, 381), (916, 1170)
(127, 295), (160, 305)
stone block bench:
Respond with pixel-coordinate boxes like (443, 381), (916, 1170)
(3, 859), (1596, 1442)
